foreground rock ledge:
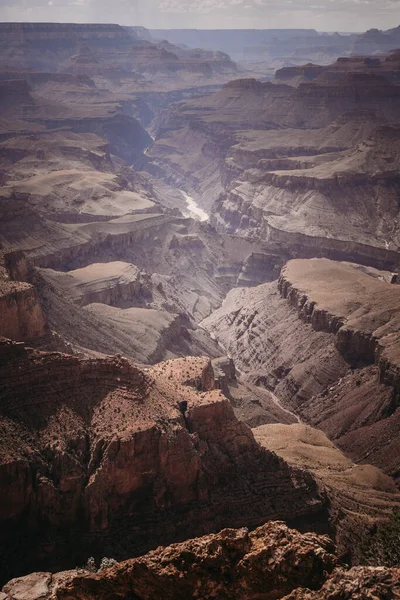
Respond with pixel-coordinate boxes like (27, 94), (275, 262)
(0, 341), (326, 583)
(2, 522), (337, 600)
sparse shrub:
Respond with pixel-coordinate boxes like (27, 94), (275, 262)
(83, 556), (118, 572)
(99, 557), (118, 571)
(85, 557), (97, 572)
(355, 379), (362, 387)
(360, 511), (400, 567)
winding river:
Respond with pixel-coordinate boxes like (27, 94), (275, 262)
(180, 190), (209, 222)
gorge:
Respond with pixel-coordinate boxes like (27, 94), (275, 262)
(1, 19), (400, 599)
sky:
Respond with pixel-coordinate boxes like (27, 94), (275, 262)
(0, 0), (399, 32)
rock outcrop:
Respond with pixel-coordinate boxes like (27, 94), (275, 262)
(0, 340), (327, 583)
(203, 258), (400, 483)
(1, 522), (337, 600)
(4, 524), (400, 600)
(285, 566), (400, 599)
(0, 250), (47, 342)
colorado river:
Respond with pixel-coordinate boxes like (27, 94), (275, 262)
(180, 190), (209, 222)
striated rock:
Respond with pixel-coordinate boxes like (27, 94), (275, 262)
(201, 278), (349, 408)
(149, 55), (400, 264)
(254, 422), (400, 561)
(2, 522), (337, 600)
(40, 262), (146, 308)
(0, 250), (47, 342)
(0, 23), (237, 86)
(278, 259), (400, 380)
(0, 341), (327, 583)
(203, 258), (400, 482)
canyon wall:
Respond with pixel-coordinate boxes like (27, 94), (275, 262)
(203, 259), (400, 483)
(0, 251), (47, 342)
(0, 341), (327, 584)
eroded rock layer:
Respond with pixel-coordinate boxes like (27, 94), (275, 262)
(203, 259), (400, 482)
(0, 340), (327, 584)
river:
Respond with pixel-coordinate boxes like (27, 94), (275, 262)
(180, 190), (209, 222)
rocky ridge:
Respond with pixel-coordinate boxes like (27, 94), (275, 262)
(0, 339), (328, 584)
(3, 522), (400, 600)
(203, 258), (400, 482)
(0, 250), (48, 343)
(148, 53), (400, 266)
(1, 522), (337, 600)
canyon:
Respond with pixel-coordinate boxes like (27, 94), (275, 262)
(1, 19), (400, 598)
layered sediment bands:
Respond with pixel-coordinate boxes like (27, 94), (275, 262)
(29, 214), (173, 270)
(254, 422), (400, 560)
(214, 123), (400, 266)
(149, 60), (400, 262)
(278, 259), (400, 379)
(215, 188), (400, 271)
(202, 259), (400, 480)
(40, 262), (146, 308)
(201, 280), (349, 409)
(0, 250), (47, 342)
(0, 23), (238, 86)
(1, 522), (337, 600)
(0, 341), (327, 583)
(297, 366), (400, 483)
(278, 256), (400, 476)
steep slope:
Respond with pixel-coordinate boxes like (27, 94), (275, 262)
(254, 422), (400, 560)
(148, 53), (400, 264)
(0, 340), (327, 584)
(202, 259), (400, 482)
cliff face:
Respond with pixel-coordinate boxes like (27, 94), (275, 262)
(148, 55), (400, 265)
(0, 23), (140, 72)
(0, 341), (327, 584)
(0, 251), (47, 342)
(203, 258), (400, 483)
(0, 23), (237, 84)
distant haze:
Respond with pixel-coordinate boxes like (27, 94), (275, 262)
(0, 0), (399, 33)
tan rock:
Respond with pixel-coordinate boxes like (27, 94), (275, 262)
(3, 573), (51, 600)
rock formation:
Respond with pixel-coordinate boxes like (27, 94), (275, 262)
(2, 18), (400, 595)
(0, 250), (48, 342)
(0, 340), (328, 583)
(1, 522), (338, 600)
(285, 567), (400, 599)
(203, 258), (400, 483)
(148, 52), (400, 266)
(3, 523), (400, 600)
